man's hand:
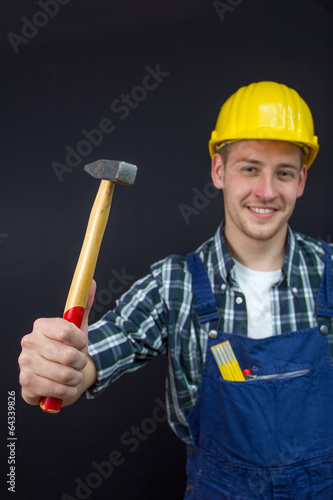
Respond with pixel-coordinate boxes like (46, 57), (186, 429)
(18, 280), (97, 407)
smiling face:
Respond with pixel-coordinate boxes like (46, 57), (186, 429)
(211, 140), (308, 247)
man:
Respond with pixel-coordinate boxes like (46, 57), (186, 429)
(19, 81), (333, 498)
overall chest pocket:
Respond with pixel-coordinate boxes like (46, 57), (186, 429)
(201, 364), (314, 467)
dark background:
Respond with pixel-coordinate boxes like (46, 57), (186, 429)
(1, 1), (332, 499)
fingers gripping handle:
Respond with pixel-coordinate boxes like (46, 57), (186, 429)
(39, 307), (85, 413)
(39, 180), (115, 414)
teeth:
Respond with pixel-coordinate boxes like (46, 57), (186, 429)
(250, 207), (274, 214)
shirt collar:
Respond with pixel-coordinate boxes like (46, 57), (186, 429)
(282, 226), (300, 292)
(212, 223), (300, 292)
(211, 223), (235, 284)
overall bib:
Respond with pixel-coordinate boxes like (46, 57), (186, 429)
(184, 242), (333, 499)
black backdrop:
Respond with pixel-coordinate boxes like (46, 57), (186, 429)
(1, 1), (332, 499)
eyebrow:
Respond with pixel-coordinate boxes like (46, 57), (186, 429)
(235, 158), (262, 165)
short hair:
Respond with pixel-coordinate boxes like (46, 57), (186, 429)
(218, 141), (306, 168)
(218, 142), (232, 167)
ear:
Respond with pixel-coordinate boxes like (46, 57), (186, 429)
(296, 164), (308, 198)
(211, 153), (225, 190)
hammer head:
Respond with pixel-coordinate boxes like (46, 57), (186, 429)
(84, 159), (138, 186)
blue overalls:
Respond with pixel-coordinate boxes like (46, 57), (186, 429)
(184, 242), (333, 499)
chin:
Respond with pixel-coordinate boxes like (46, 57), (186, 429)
(243, 221), (287, 242)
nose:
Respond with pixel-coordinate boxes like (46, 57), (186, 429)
(253, 172), (277, 200)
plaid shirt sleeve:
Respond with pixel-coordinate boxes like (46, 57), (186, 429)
(85, 266), (170, 398)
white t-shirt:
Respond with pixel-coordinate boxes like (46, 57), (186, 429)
(233, 260), (282, 339)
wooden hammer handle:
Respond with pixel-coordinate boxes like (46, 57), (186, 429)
(40, 180), (115, 413)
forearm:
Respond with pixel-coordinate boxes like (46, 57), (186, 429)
(85, 277), (168, 397)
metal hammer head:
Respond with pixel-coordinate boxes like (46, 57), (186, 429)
(84, 159), (138, 185)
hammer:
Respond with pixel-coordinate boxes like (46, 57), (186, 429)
(40, 159), (138, 413)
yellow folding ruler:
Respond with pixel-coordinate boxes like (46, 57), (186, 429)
(211, 341), (245, 381)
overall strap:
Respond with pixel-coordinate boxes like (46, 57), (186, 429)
(316, 241), (333, 318)
(186, 252), (219, 325)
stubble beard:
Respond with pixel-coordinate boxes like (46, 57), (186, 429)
(225, 202), (294, 243)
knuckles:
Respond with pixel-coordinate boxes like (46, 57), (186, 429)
(53, 383), (78, 399)
(62, 347), (87, 370)
(18, 350), (29, 368)
(32, 317), (50, 333)
(19, 368), (33, 388)
(58, 365), (84, 386)
(20, 333), (34, 351)
(53, 384), (68, 399)
(58, 366), (75, 385)
(18, 346), (37, 369)
(62, 347), (78, 366)
(30, 317), (87, 351)
(57, 322), (76, 344)
(32, 317), (78, 344)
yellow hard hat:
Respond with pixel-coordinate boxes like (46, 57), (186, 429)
(209, 81), (319, 168)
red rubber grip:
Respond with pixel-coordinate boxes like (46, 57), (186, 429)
(39, 306), (86, 413)
(63, 306), (86, 328)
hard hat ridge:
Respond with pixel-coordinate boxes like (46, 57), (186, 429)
(209, 81), (319, 168)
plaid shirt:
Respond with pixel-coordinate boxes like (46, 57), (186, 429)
(86, 225), (333, 444)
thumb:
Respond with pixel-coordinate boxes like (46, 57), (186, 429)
(86, 279), (97, 311)
(81, 279), (97, 336)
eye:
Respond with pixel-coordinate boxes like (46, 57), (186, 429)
(278, 170), (294, 178)
(242, 166), (257, 173)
